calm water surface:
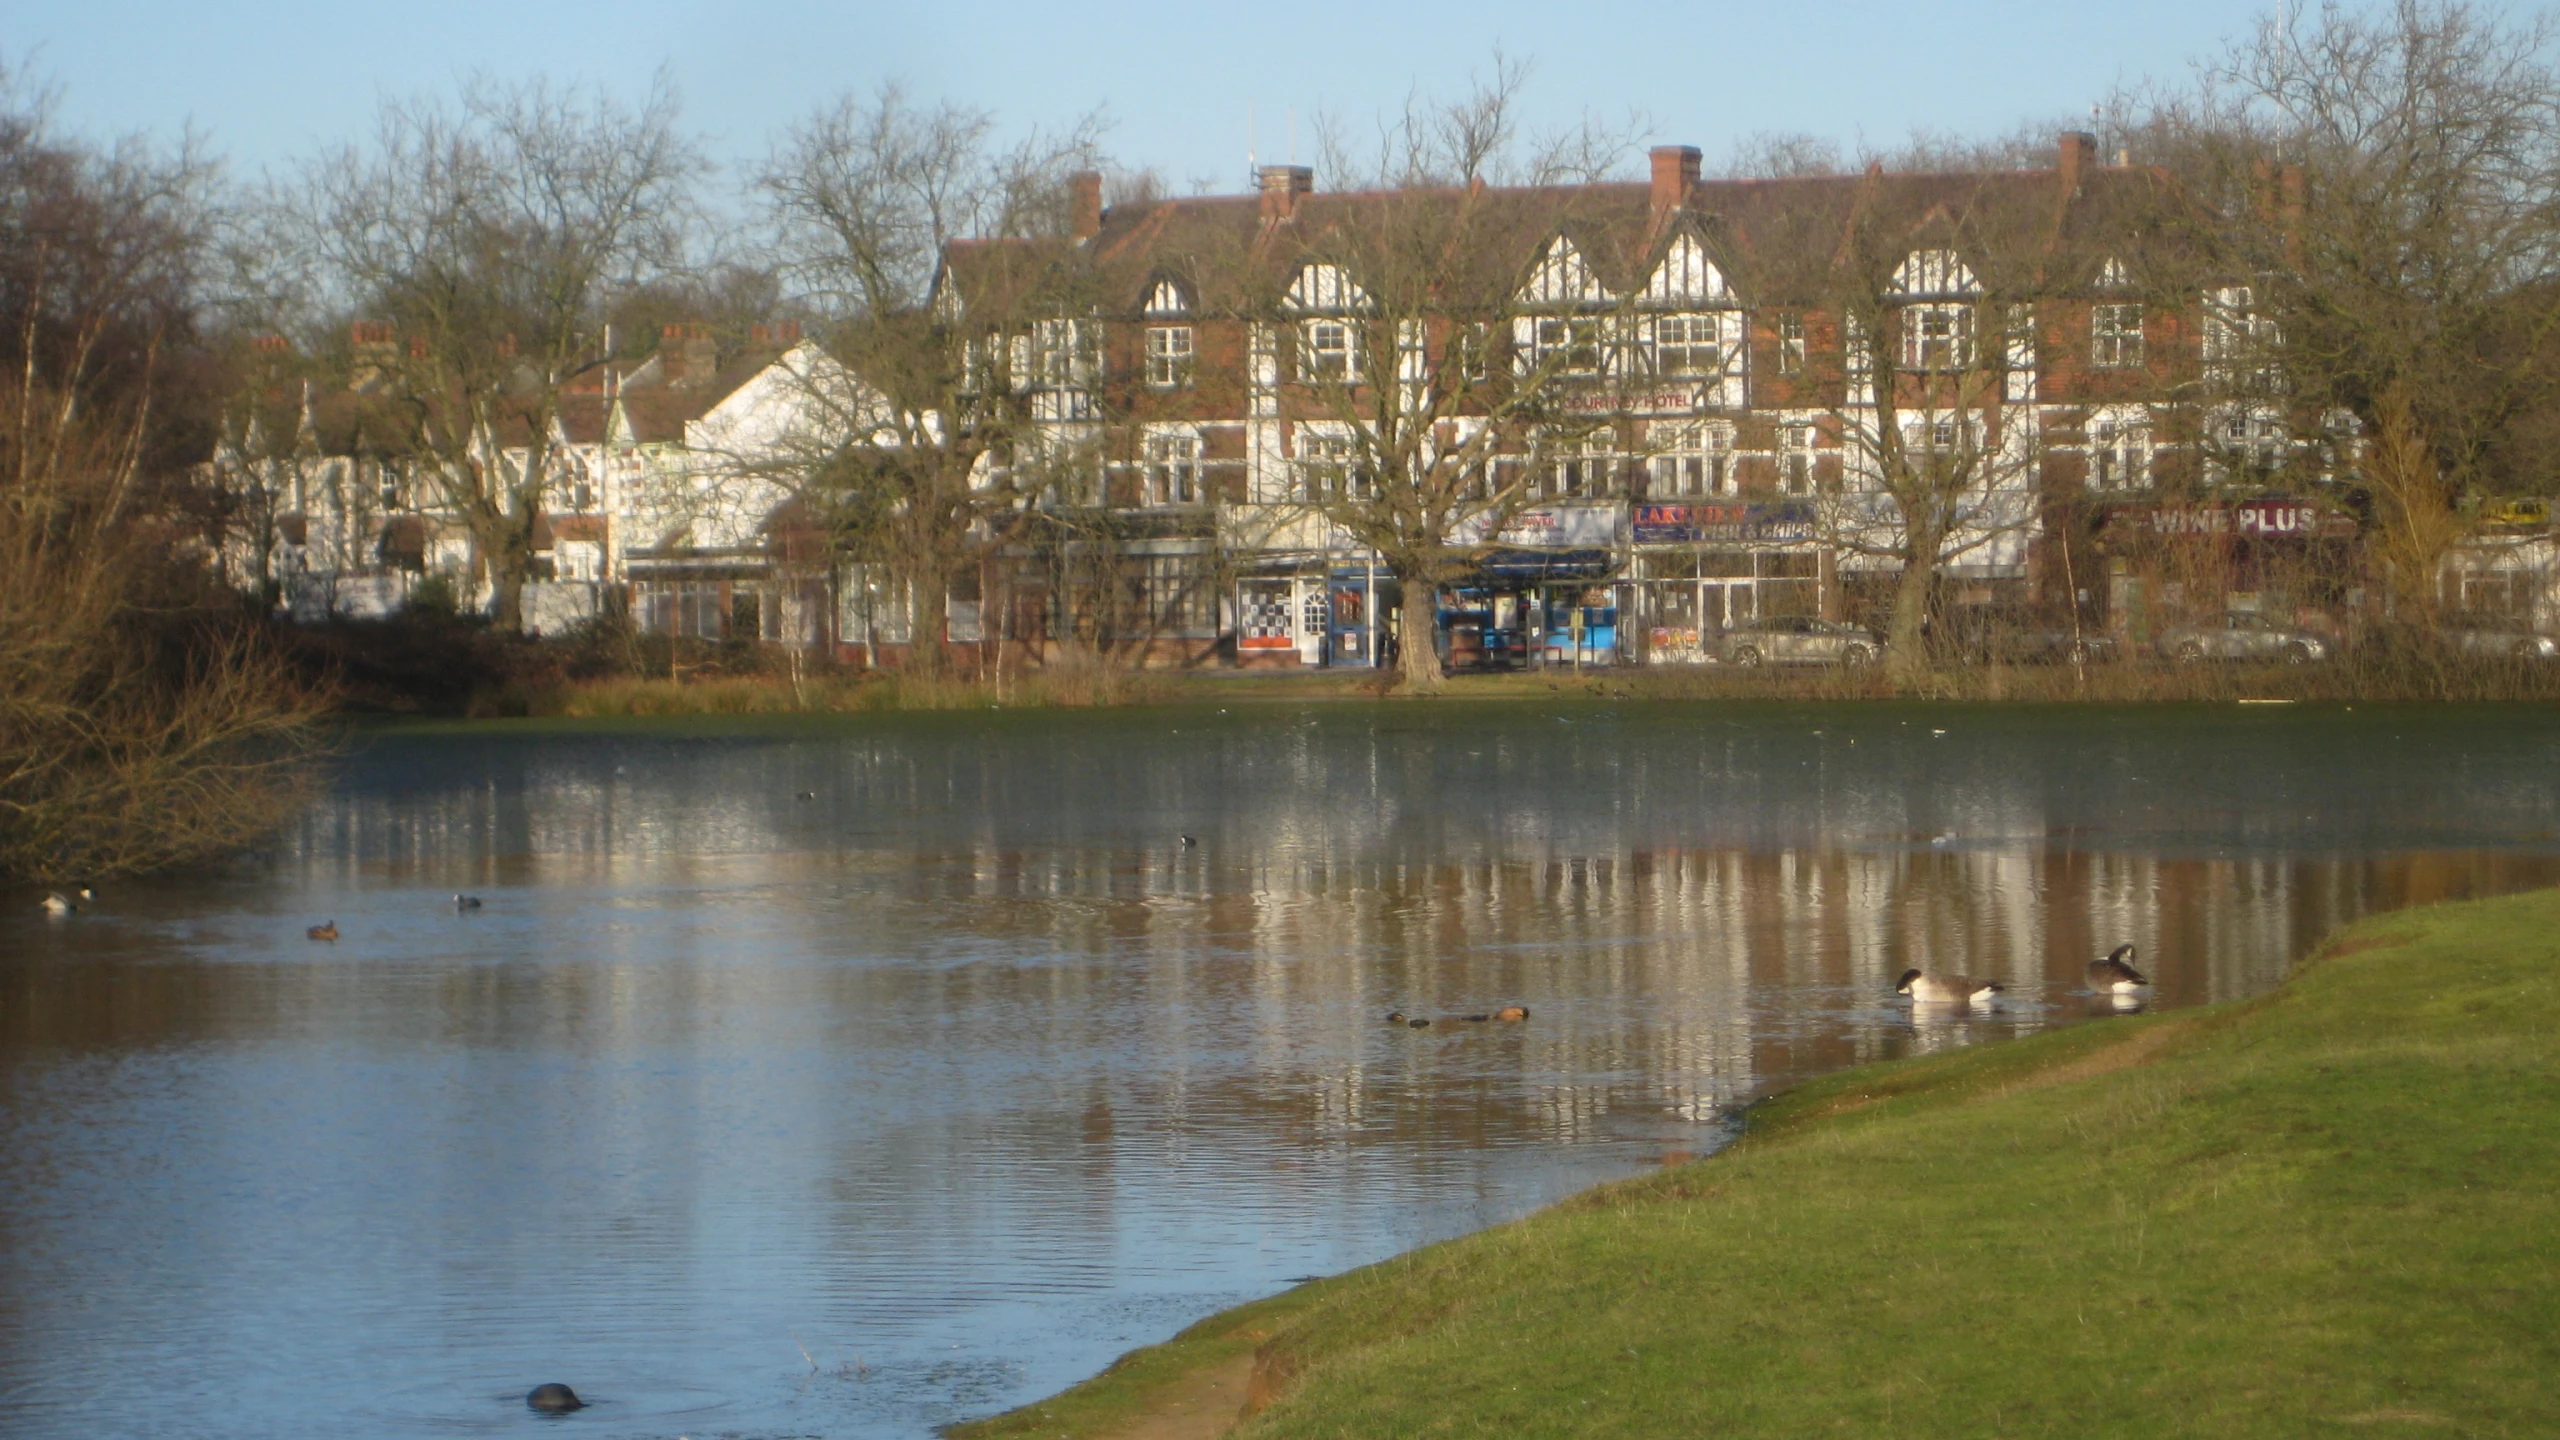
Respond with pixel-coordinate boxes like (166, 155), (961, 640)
(5, 701), (2559, 1438)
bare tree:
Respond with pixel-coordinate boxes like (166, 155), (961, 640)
(756, 85), (1108, 672)
(1280, 70), (1646, 692)
(1756, 171), (2052, 680)
(290, 75), (700, 631)
(0, 71), (327, 881)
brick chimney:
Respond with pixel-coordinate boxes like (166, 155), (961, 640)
(661, 322), (717, 387)
(1650, 145), (1701, 216)
(1069, 170), (1103, 241)
(1259, 165), (1313, 224)
(2058, 131), (2097, 195)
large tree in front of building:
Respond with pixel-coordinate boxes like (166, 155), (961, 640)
(756, 85), (1105, 673)
(1278, 61), (1644, 693)
(2137, 0), (2560, 619)
(293, 76), (699, 631)
(1762, 174), (2051, 682)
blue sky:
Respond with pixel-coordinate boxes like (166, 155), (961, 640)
(20, 0), (2299, 191)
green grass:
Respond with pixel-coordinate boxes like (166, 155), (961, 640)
(957, 890), (2560, 1439)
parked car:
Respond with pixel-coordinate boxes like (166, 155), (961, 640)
(1719, 615), (1883, 667)
(1942, 617), (2119, 665)
(2156, 612), (2331, 665)
(2439, 615), (2560, 660)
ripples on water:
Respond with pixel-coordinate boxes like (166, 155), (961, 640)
(4, 701), (2559, 1438)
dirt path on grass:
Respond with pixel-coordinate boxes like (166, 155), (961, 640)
(1088, 1352), (1258, 1440)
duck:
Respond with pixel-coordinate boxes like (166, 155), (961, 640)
(2087, 943), (2150, 994)
(40, 891), (77, 917)
(306, 922), (338, 943)
(525, 1383), (583, 1413)
(453, 894), (483, 911)
(1894, 969), (2003, 1006)
(1492, 1005), (1530, 1022)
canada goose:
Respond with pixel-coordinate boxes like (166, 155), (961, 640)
(526, 1383), (583, 1413)
(306, 922), (338, 943)
(40, 892), (76, 917)
(1407, 1017), (1432, 1028)
(1894, 969), (2003, 1006)
(1461, 1013), (1491, 1023)
(2087, 943), (2150, 994)
(1385, 1011), (1407, 1025)
(1492, 1005), (1530, 1022)
(453, 894), (483, 910)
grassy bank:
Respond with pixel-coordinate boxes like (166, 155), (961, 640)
(957, 889), (2560, 1439)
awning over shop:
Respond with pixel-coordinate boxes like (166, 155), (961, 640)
(1470, 548), (1619, 582)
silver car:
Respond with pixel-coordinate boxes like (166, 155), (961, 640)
(1719, 615), (1883, 667)
(2156, 612), (2330, 665)
(2441, 618), (2560, 660)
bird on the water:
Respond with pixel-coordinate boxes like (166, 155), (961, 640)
(306, 922), (339, 942)
(1894, 969), (2003, 1006)
(2087, 943), (2150, 994)
(40, 892), (76, 917)
(453, 894), (483, 911)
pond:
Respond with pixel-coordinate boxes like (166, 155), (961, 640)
(5, 701), (2558, 1438)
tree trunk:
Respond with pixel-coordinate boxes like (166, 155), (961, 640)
(1395, 566), (1445, 693)
(908, 565), (950, 675)
(1884, 544), (1936, 686)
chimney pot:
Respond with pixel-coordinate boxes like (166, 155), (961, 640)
(1649, 145), (1702, 214)
(1069, 170), (1103, 241)
(1258, 165), (1314, 223)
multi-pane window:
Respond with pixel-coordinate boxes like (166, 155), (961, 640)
(1776, 314), (1807, 375)
(1900, 304), (1973, 370)
(1780, 423), (1817, 495)
(1145, 433), (1200, 506)
(1139, 554), (1218, 633)
(2088, 417), (2151, 490)
(1032, 318), (1099, 386)
(1530, 316), (1604, 375)
(1901, 416), (1967, 476)
(1648, 424), (1734, 497)
(1296, 432), (1373, 502)
(1651, 314), (1721, 376)
(1453, 322), (1492, 385)
(1541, 430), (1618, 498)
(1146, 325), (1194, 388)
(2091, 304), (2144, 369)
(1301, 320), (1361, 381)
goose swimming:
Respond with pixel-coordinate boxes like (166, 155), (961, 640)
(1894, 969), (2003, 1006)
(2087, 943), (2150, 994)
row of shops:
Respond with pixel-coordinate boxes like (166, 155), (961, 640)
(609, 493), (2560, 667)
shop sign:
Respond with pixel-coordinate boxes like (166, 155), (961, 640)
(1490, 505), (1623, 547)
(1632, 501), (1816, 544)
(2113, 498), (2357, 540)
(1557, 383), (1703, 415)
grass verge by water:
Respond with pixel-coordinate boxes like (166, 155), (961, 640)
(955, 888), (2560, 1439)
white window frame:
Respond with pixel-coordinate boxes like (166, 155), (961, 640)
(1779, 422), (1818, 496)
(1538, 429), (1619, 499)
(2091, 303), (2144, 370)
(1648, 422), (1735, 498)
(1527, 315), (1606, 377)
(1145, 325), (1194, 388)
(2088, 412), (2153, 492)
(1776, 314), (1807, 375)
(1295, 430), (1373, 502)
(1649, 313), (1722, 378)
(1301, 319), (1362, 383)
(1144, 431), (1202, 506)
(1900, 303), (1974, 371)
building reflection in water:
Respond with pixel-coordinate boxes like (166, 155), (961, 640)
(6, 708), (2560, 1439)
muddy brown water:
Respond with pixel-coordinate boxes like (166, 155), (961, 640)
(4, 701), (2556, 1438)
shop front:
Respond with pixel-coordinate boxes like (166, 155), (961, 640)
(2098, 495), (2362, 644)
(1627, 501), (1822, 663)
(1444, 502), (1626, 668)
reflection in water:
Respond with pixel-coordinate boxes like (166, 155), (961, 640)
(3, 703), (2558, 1439)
